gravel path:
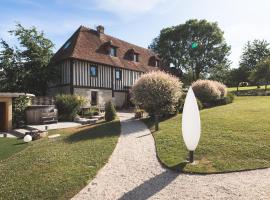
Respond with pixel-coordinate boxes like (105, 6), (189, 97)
(72, 112), (270, 200)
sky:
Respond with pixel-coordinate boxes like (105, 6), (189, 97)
(1, 0), (270, 67)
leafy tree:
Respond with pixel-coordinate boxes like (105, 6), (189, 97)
(0, 23), (57, 95)
(131, 71), (182, 131)
(228, 67), (250, 91)
(149, 19), (231, 80)
(240, 39), (270, 71)
(250, 58), (270, 91)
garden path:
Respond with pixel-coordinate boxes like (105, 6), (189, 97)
(72, 111), (270, 200)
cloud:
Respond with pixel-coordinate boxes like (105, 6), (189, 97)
(96, 0), (166, 14)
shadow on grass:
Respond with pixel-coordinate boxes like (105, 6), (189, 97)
(13, 142), (27, 146)
(65, 120), (120, 143)
(119, 170), (179, 200)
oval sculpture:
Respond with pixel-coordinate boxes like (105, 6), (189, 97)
(182, 87), (201, 151)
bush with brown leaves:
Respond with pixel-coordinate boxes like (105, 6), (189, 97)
(192, 79), (227, 103)
(131, 71), (183, 115)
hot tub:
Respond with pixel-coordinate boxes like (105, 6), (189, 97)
(26, 105), (58, 125)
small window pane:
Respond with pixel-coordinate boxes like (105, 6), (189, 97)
(133, 54), (139, 62)
(90, 66), (97, 76)
(115, 70), (121, 80)
(110, 47), (116, 57)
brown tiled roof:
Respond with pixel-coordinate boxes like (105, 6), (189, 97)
(51, 26), (160, 72)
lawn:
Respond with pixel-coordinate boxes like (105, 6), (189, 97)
(0, 119), (121, 200)
(143, 96), (270, 173)
(228, 85), (270, 92)
(0, 138), (28, 161)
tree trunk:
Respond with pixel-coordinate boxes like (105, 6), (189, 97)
(155, 114), (159, 131)
(265, 83), (268, 92)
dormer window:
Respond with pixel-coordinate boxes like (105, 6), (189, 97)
(63, 41), (71, 49)
(133, 53), (139, 62)
(110, 46), (117, 57)
(155, 60), (159, 67)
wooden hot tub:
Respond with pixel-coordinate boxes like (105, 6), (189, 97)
(26, 105), (58, 125)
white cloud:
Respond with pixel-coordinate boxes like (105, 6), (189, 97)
(96, 0), (166, 14)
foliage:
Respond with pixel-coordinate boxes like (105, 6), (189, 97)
(192, 80), (221, 102)
(134, 108), (144, 119)
(0, 120), (120, 199)
(55, 95), (87, 121)
(0, 23), (57, 95)
(149, 19), (231, 80)
(12, 96), (30, 128)
(240, 39), (270, 71)
(82, 107), (100, 118)
(143, 96), (270, 173)
(176, 94), (203, 113)
(192, 79), (229, 107)
(250, 58), (270, 91)
(227, 67), (250, 88)
(104, 101), (116, 121)
(131, 71), (183, 115)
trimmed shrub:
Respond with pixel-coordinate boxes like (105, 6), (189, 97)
(105, 101), (116, 121)
(192, 80), (221, 103)
(215, 81), (227, 98)
(131, 71), (183, 115)
(196, 98), (203, 110)
(222, 92), (235, 104)
(192, 79), (228, 104)
(55, 95), (87, 121)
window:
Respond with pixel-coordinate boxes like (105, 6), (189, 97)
(90, 66), (98, 77)
(110, 47), (117, 57)
(115, 69), (122, 80)
(63, 41), (71, 49)
(155, 60), (159, 67)
(133, 53), (139, 62)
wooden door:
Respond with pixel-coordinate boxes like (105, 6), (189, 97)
(0, 102), (7, 131)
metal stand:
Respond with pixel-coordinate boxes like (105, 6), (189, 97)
(189, 151), (194, 163)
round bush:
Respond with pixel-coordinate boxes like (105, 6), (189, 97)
(105, 101), (116, 122)
(191, 80), (222, 103)
(131, 71), (183, 115)
(215, 81), (228, 98)
(55, 95), (87, 121)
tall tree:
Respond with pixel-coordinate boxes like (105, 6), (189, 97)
(149, 19), (231, 80)
(250, 58), (270, 91)
(228, 67), (250, 91)
(0, 23), (56, 95)
(240, 39), (270, 71)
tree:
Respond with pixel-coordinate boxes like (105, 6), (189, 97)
(250, 58), (270, 91)
(131, 71), (182, 131)
(240, 39), (270, 71)
(228, 67), (250, 91)
(149, 19), (231, 80)
(0, 23), (57, 95)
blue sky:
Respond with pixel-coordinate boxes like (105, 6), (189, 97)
(1, 0), (270, 67)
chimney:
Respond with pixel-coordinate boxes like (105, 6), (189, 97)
(97, 25), (104, 34)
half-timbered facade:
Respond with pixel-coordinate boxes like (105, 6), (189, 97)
(48, 25), (160, 107)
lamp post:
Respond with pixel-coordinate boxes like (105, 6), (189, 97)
(182, 87), (201, 163)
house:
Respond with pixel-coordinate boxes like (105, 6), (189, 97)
(48, 25), (161, 107)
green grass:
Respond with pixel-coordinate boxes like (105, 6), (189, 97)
(228, 85), (270, 92)
(0, 119), (120, 200)
(0, 138), (28, 161)
(143, 96), (270, 173)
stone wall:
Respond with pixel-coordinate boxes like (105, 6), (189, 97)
(113, 92), (126, 108)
